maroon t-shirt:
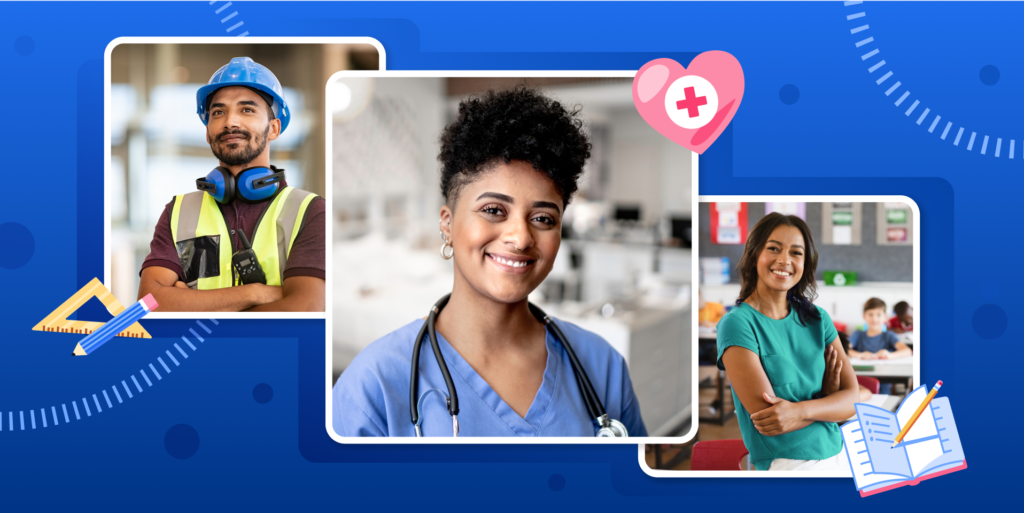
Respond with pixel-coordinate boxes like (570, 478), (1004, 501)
(141, 181), (326, 282)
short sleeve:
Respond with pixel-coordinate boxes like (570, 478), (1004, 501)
(140, 198), (185, 280)
(332, 379), (386, 437)
(849, 331), (864, 351)
(716, 309), (759, 371)
(818, 307), (838, 345)
(884, 331), (900, 351)
(332, 360), (389, 437)
(617, 363), (648, 437)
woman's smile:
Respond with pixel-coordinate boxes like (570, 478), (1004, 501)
(486, 252), (536, 273)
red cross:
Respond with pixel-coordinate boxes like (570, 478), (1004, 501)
(675, 86), (708, 118)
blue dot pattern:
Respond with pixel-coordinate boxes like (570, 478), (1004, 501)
(779, 84), (800, 105)
(0, 223), (35, 269)
(972, 304), (1007, 340)
(253, 383), (274, 404)
(165, 424), (200, 460)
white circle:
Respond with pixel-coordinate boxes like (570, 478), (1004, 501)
(664, 75), (718, 129)
(834, 273), (847, 286)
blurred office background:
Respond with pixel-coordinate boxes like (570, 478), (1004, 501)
(331, 76), (694, 436)
(108, 43), (380, 302)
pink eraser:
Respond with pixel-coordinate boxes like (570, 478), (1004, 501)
(141, 294), (159, 312)
(936, 380), (943, 387)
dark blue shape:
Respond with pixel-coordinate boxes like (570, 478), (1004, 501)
(253, 383), (274, 404)
(14, 36), (34, 56)
(972, 304), (1007, 339)
(548, 474), (565, 491)
(779, 84), (800, 105)
(164, 424), (200, 460)
(77, 60), (104, 289)
(0, 222), (34, 269)
(980, 65), (1000, 85)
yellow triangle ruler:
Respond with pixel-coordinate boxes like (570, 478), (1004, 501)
(33, 278), (152, 338)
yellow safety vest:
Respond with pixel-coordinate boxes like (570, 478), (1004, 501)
(169, 186), (318, 289)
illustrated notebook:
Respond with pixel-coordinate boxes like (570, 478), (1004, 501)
(841, 385), (966, 497)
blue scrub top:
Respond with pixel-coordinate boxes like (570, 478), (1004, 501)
(333, 318), (648, 437)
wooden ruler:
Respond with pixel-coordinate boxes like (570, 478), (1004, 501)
(33, 278), (152, 338)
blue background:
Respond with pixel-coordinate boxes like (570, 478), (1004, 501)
(0, 0), (1007, 508)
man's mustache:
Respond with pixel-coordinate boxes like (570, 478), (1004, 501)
(216, 129), (252, 142)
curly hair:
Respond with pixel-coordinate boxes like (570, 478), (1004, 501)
(438, 86), (592, 208)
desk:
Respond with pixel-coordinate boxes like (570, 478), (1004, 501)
(850, 357), (914, 391)
(849, 357), (912, 377)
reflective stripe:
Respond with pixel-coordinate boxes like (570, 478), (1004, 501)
(172, 192), (205, 242)
(277, 189), (317, 276)
(250, 187), (319, 286)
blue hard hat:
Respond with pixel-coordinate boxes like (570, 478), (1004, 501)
(196, 57), (290, 133)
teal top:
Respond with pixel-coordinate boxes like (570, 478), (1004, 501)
(716, 302), (842, 470)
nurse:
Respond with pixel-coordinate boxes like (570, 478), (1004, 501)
(332, 87), (647, 437)
(716, 212), (857, 470)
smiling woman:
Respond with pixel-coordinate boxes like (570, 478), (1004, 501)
(717, 213), (858, 470)
(332, 88), (648, 437)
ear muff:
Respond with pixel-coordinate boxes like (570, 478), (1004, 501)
(235, 166), (285, 203)
(196, 167), (236, 204)
(196, 166), (286, 204)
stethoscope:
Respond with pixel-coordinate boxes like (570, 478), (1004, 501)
(409, 294), (629, 438)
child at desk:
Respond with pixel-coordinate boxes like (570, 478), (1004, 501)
(887, 301), (913, 333)
(849, 298), (912, 360)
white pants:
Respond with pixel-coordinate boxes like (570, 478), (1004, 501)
(768, 452), (851, 474)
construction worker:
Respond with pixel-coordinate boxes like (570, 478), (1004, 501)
(138, 57), (325, 312)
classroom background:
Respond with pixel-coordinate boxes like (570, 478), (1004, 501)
(106, 43), (380, 302)
(330, 76), (693, 437)
(647, 200), (915, 470)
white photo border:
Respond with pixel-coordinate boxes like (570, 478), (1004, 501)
(103, 36), (386, 320)
(641, 194), (921, 477)
(325, 70), (700, 445)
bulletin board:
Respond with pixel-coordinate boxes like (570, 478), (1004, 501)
(876, 202), (914, 246)
(821, 202), (863, 245)
(698, 202), (913, 283)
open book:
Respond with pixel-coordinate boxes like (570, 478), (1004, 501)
(841, 385), (966, 497)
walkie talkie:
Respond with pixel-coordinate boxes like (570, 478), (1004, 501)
(233, 230), (267, 285)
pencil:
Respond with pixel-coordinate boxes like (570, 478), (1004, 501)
(891, 380), (942, 448)
(73, 294), (158, 356)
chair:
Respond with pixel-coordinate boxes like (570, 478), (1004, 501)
(691, 439), (749, 471)
(857, 375), (880, 394)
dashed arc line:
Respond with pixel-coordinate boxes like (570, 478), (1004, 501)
(843, 2), (1005, 157)
(3, 320), (215, 433)
(210, 0), (248, 37)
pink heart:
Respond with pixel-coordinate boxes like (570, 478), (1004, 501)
(632, 52), (744, 154)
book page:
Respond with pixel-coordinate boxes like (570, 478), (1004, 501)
(841, 421), (908, 490)
(895, 386), (945, 477)
(855, 403), (912, 478)
(918, 397), (966, 474)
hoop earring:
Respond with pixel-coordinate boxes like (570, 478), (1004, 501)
(441, 240), (454, 260)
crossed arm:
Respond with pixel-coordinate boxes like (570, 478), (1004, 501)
(138, 266), (325, 312)
(721, 336), (857, 437)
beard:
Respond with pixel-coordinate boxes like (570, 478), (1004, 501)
(209, 124), (270, 167)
